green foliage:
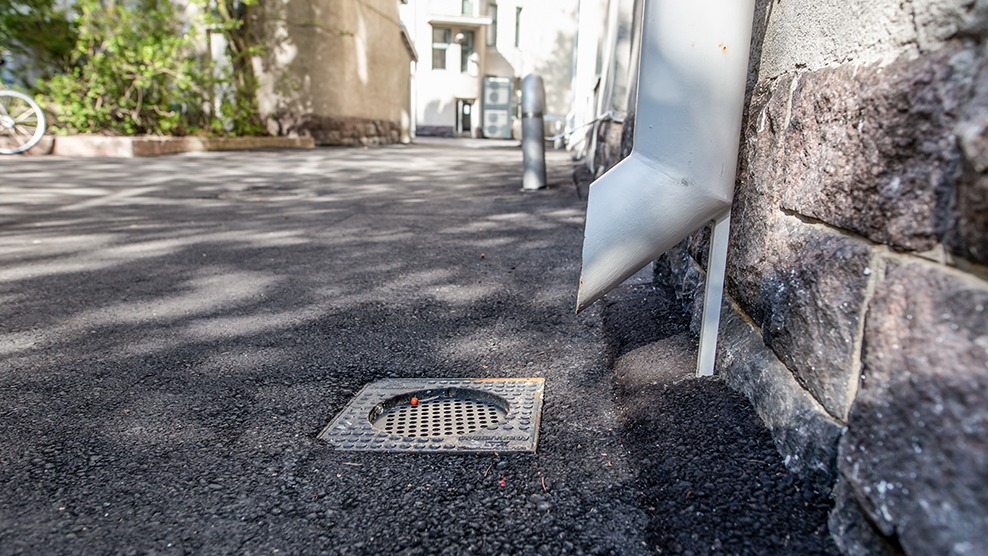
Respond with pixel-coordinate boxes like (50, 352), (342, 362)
(39, 0), (213, 135)
(217, 85), (267, 136)
(4, 0), (269, 136)
(0, 0), (75, 84)
(194, 0), (267, 136)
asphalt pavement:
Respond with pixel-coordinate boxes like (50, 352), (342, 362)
(0, 139), (836, 555)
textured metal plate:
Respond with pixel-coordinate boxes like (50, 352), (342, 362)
(371, 395), (507, 437)
(319, 378), (544, 452)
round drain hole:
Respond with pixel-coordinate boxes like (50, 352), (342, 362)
(368, 388), (509, 438)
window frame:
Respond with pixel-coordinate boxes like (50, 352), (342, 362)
(431, 26), (451, 70)
(459, 29), (476, 73)
(486, 2), (497, 47)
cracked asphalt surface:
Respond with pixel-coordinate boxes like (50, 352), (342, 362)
(0, 139), (835, 555)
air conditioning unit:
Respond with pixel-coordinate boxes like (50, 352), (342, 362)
(483, 77), (512, 109)
(485, 110), (510, 138)
(484, 86), (507, 107)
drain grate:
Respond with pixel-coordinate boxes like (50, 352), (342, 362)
(372, 394), (506, 437)
(319, 378), (544, 452)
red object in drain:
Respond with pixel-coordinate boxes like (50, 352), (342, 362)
(410, 397), (419, 406)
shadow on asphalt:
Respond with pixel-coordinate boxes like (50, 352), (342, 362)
(0, 143), (646, 555)
(1, 141), (836, 555)
(602, 283), (838, 554)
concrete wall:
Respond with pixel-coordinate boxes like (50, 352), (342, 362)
(516, 0), (580, 118)
(589, 0), (988, 554)
(254, 0), (413, 145)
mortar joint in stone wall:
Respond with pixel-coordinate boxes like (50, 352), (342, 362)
(781, 73), (800, 132)
(846, 248), (887, 422)
(721, 292), (847, 433)
(943, 254), (988, 283)
(725, 290), (764, 336)
(710, 249), (841, 422)
(779, 208), (876, 245)
(779, 207), (986, 276)
(880, 246), (988, 288)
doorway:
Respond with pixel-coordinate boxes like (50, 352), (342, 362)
(456, 99), (474, 136)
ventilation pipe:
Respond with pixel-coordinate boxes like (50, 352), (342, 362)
(576, 0), (755, 375)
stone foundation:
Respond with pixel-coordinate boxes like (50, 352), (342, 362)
(271, 115), (403, 146)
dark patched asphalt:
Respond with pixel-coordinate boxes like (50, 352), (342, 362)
(0, 139), (835, 555)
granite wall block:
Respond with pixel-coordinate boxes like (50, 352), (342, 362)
(838, 261), (988, 555)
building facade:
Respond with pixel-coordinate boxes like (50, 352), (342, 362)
(401, 0), (581, 139)
(253, 0), (417, 145)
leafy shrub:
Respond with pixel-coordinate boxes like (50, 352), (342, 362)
(39, 0), (213, 135)
(0, 0), (75, 85)
(198, 0), (267, 136)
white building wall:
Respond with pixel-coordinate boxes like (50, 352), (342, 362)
(401, 0), (587, 138)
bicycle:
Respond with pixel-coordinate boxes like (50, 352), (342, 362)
(0, 56), (46, 155)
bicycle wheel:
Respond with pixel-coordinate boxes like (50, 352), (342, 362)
(0, 90), (46, 154)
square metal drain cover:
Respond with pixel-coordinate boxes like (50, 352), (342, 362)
(319, 378), (544, 452)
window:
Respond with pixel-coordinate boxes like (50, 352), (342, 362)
(514, 7), (522, 47)
(486, 2), (497, 46)
(461, 0), (473, 16)
(432, 26), (451, 70)
(459, 29), (475, 73)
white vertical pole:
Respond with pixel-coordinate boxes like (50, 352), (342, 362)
(697, 210), (731, 377)
(521, 74), (547, 190)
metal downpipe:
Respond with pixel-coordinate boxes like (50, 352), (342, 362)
(576, 0), (755, 313)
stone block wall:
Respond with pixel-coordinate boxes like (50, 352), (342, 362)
(593, 0), (988, 553)
(719, 29), (988, 552)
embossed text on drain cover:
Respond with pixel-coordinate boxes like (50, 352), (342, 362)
(318, 378), (544, 452)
